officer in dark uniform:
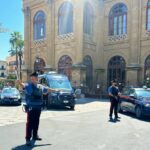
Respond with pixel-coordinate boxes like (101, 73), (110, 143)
(17, 72), (56, 146)
(108, 80), (120, 121)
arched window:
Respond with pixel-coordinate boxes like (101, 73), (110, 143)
(34, 11), (46, 40)
(58, 55), (73, 80)
(83, 55), (93, 89)
(58, 2), (73, 35)
(109, 3), (127, 36)
(107, 56), (126, 85)
(146, 0), (150, 30)
(144, 55), (150, 78)
(83, 2), (94, 35)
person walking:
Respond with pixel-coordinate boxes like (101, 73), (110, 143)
(17, 72), (57, 146)
(108, 80), (120, 121)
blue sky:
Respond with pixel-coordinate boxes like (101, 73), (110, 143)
(0, 0), (24, 60)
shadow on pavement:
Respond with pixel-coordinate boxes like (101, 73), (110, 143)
(119, 111), (150, 122)
(12, 143), (52, 150)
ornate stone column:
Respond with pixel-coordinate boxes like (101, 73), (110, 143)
(22, 6), (32, 81)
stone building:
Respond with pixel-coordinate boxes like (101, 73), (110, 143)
(0, 60), (7, 78)
(23, 0), (150, 93)
(6, 55), (25, 79)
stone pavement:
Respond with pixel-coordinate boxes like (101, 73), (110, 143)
(0, 98), (110, 127)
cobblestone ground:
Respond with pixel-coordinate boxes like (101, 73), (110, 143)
(0, 98), (109, 127)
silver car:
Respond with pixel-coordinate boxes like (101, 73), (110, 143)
(0, 87), (21, 105)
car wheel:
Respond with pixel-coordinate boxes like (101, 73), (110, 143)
(70, 106), (75, 110)
(117, 103), (123, 113)
(135, 106), (142, 119)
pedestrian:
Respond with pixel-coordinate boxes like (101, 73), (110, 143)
(108, 80), (120, 121)
(16, 72), (57, 146)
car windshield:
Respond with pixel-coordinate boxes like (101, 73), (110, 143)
(48, 79), (72, 90)
(136, 90), (150, 98)
(2, 88), (19, 95)
(49, 76), (72, 91)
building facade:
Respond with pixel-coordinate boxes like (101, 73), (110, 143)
(0, 60), (7, 78)
(6, 55), (25, 79)
(23, 0), (150, 93)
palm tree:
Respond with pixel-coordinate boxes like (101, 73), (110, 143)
(9, 32), (24, 80)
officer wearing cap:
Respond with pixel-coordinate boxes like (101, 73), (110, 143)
(108, 80), (121, 121)
(17, 72), (57, 146)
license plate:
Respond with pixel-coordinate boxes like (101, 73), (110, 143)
(64, 100), (69, 103)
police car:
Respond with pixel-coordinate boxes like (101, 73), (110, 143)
(118, 86), (150, 118)
(38, 72), (76, 110)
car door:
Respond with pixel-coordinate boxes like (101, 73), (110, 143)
(119, 89), (130, 111)
(127, 89), (136, 113)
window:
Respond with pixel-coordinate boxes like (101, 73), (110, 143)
(83, 2), (94, 35)
(34, 11), (46, 40)
(146, 0), (150, 30)
(58, 2), (73, 35)
(1, 73), (4, 77)
(109, 3), (127, 36)
(1, 65), (4, 70)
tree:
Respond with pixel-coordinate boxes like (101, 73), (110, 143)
(9, 32), (24, 80)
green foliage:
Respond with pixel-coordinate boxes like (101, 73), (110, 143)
(9, 32), (24, 56)
(7, 74), (17, 80)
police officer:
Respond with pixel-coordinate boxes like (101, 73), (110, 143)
(108, 80), (120, 121)
(17, 72), (56, 146)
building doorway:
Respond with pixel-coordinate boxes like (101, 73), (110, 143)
(34, 57), (46, 74)
(58, 55), (73, 80)
(107, 56), (126, 85)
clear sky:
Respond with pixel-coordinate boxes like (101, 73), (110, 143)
(0, 0), (24, 61)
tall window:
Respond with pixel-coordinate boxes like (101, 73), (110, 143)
(34, 11), (46, 40)
(83, 2), (94, 35)
(58, 2), (73, 35)
(109, 3), (127, 36)
(146, 0), (150, 30)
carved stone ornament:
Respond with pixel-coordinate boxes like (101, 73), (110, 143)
(23, 7), (30, 17)
(32, 39), (47, 48)
(57, 33), (74, 41)
(108, 34), (127, 42)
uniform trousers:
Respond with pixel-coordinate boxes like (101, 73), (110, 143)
(26, 108), (41, 141)
(109, 97), (118, 118)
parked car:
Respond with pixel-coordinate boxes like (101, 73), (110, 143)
(118, 87), (150, 118)
(0, 87), (21, 105)
(38, 73), (76, 110)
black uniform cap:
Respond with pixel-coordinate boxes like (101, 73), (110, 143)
(30, 72), (38, 77)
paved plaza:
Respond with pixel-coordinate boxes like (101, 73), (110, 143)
(0, 98), (109, 127)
